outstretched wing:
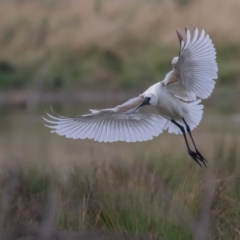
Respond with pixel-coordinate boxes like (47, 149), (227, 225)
(163, 27), (218, 101)
(43, 97), (167, 143)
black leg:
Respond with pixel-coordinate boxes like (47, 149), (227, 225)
(171, 119), (203, 167)
(182, 118), (207, 166)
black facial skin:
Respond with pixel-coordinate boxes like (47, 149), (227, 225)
(136, 97), (151, 110)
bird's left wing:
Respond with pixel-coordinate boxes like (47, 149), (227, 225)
(163, 27), (218, 101)
(43, 96), (167, 143)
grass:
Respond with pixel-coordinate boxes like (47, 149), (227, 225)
(0, 43), (240, 93)
(1, 139), (240, 239)
(0, 1), (240, 238)
(0, 0), (240, 92)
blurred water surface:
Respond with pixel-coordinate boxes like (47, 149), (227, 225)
(1, 101), (239, 178)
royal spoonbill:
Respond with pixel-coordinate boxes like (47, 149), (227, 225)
(43, 27), (218, 167)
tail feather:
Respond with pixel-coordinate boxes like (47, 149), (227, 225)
(163, 99), (204, 135)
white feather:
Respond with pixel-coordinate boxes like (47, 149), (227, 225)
(164, 27), (218, 101)
(43, 27), (218, 146)
(44, 110), (167, 142)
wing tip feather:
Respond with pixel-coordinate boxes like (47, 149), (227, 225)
(176, 30), (184, 42)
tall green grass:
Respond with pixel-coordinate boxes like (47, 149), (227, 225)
(1, 140), (239, 239)
(1, 44), (240, 92)
(0, 1), (240, 92)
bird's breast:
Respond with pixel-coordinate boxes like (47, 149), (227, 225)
(156, 92), (184, 120)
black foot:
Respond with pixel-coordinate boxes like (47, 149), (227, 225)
(196, 150), (208, 165)
(188, 150), (207, 168)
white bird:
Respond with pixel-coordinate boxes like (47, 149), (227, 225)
(43, 27), (218, 167)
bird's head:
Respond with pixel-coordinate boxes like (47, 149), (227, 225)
(125, 94), (157, 114)
(140, 93), (158, 107)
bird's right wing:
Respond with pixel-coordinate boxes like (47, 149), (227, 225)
(43, 97), (167, 143)
(163, 27), (218, 101)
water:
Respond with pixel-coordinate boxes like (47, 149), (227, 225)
(0, 102), (239, 178)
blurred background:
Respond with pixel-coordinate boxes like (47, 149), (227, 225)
(0, 0), (240, 239)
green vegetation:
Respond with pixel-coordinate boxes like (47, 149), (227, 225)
(217, 45), (240, 86)
(0, 44), (240, 92)
(0, 0), (239, 92)
(2, 141), (240, 239)
(0, 1), (240, 239)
